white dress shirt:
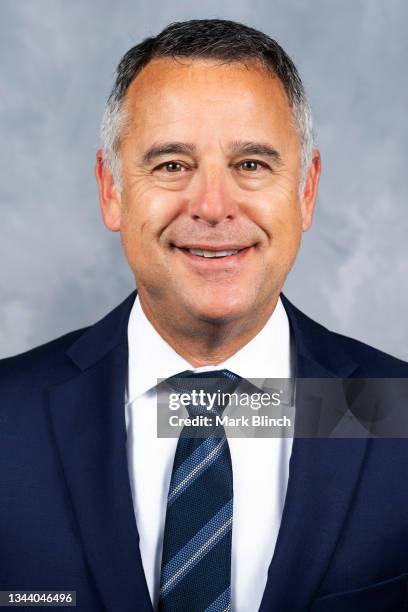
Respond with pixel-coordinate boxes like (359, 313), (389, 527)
(125, 295), (294, 612)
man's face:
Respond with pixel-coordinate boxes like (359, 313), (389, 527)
(98, 58), (320, 325)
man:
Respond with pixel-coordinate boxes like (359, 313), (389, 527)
(1, 18), (408, 612)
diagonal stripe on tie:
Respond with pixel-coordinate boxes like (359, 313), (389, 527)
(158, 370), (241, 612)
(161, 435), (232, 561)
(160, 499), (233, 598)
(167, 435), (227, 505)
(205, 586), (231, 612)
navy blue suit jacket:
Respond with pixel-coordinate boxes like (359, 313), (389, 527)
(1, 291), (408, 611)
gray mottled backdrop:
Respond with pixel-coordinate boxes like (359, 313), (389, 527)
(1, 0), (407, 359)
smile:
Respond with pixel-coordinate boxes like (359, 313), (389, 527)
(173, 244), (253, 267)
(186, 248), (240, 258)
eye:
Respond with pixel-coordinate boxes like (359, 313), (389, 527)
(154, 161), (188, 173)
(237, 159), (269, 173)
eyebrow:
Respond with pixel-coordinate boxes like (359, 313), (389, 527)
(140, 140), (283, 165)
(228, 140), (283, 164)
(142, 142), (197, 164)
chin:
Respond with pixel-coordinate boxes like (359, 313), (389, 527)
(188, 297), (252, 324)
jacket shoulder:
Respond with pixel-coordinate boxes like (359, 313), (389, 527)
(331, 329), (408, 376)
(0, 327), (89, 389)
(281, 294), (408, 377)
(306, 308), (408, 376)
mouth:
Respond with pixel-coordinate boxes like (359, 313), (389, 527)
(172, 244), (254, 267)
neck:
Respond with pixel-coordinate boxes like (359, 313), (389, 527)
(137, 290), (280, 367)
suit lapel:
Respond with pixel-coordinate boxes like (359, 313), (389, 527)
(258, 295), (370, 611)
(48, 292), (153, 612)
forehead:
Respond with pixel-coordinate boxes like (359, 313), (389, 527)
(122, 57), (297, 147)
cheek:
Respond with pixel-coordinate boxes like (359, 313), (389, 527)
(244, 191), (303, 247)
(119, 188), (188, 287)
(121, 187), (181, 248)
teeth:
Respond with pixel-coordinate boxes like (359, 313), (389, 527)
(187, 249), (240, 258)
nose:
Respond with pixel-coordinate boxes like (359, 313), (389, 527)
(187, 165), (238, 226)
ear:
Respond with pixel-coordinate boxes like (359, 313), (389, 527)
(95, 148), (122, 232)
(300, 149), (321, 232)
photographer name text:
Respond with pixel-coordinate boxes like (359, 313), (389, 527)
(168, 414), (292, 428)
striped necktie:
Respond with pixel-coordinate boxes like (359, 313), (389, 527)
(158, 369), (241, 612)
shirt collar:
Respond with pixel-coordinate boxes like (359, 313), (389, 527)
(126, 293), (293, 403)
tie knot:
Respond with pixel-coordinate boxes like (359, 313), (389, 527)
(166, 369), (241, 417)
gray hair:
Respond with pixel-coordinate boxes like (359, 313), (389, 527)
(100, 19), (315, 195)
